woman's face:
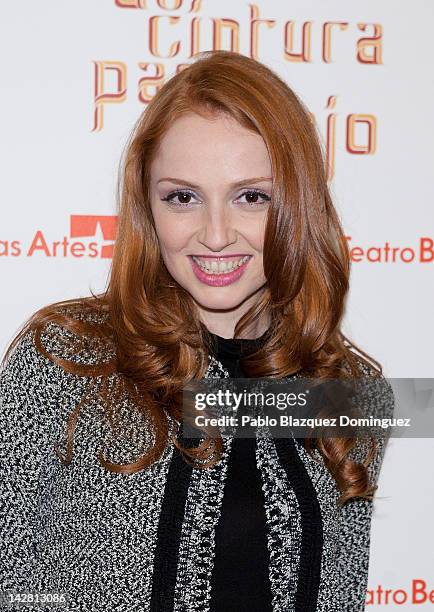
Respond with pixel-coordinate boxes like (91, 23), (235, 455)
(149, 111), (272, 332)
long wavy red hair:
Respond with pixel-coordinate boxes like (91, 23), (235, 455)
(2, 50), (383, 507)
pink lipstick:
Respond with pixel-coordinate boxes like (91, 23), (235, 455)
(189, 255), (252, 287)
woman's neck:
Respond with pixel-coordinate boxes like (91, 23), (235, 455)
(200, 312), (271, 340)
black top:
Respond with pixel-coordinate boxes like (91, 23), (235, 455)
(208, 328), (269, 374)
(208, 329), (273, 612)
(149, 327), (324, 612)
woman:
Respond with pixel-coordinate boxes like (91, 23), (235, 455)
(0, 50), (394, 611)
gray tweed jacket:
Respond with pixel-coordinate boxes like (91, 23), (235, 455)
(0, 320), (394, 612)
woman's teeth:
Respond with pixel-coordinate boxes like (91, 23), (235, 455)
(192, 255), (250, 274)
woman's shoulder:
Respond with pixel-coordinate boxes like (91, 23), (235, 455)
(340, 350), (395, 483)
(1, 325), (64, 396)
(344, 350), (395, 421)
(0, 303), (116, 424)
(41, 314), (116, 369)
(0, 303), (130, 465)
(2, 302), (115, 375)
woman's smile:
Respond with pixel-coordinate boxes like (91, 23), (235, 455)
(189, 254), (252, 286)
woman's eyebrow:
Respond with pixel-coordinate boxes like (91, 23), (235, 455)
(156, 176), (272, 188)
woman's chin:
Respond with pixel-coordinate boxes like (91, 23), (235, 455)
(194, 297), (247, 312)
(189, 287), (263, 313)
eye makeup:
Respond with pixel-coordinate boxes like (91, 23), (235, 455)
(160, 188), (271, 209)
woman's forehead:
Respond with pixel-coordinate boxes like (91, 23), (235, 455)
(151, 114), (271, 182)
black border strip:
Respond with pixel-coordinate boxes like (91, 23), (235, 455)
(274, 437), (323, 612)
(149, 443), (194, 611)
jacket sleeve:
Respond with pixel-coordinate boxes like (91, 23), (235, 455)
(336, 371), (395, 611)
(0, 329), (63, 600)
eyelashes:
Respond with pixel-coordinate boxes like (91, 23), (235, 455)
(160, 189), (271, 209)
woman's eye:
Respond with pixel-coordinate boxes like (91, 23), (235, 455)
(161, 190), (199, 208)
(160, 188), (271, 209)
(236, 190), (271, 207)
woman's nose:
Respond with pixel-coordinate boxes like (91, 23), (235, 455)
(197, 206), (238, 251)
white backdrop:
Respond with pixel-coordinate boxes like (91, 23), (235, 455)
(1, 1), (433, 608)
